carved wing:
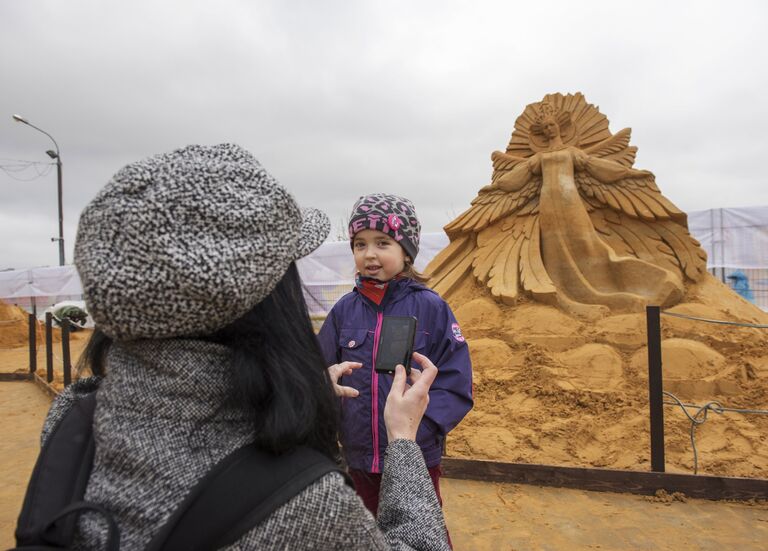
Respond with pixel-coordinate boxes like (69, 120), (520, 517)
(427, 194), (555, 304)
(473, 200), (556, 304)
(429, 151), (546, 300)
(576, 168), (686, 223)
(443, 151), (541, 237)
(589, 206), (707, 282)
(424, 151), (554, 304)
(583, 128), (637, 167)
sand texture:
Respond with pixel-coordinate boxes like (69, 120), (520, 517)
(447, 274), (768, 478)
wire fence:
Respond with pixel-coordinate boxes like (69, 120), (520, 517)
(662, 391), (768, 475)
(655, 309), (768, 475)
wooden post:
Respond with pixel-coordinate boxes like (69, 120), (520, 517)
(61, 318), (72, 386)
(45, 312), (54, 384)
(28, 313), (37, 374)
(646, 306), (665, 472)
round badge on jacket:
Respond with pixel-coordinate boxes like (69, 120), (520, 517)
(451, 322), (465, 343)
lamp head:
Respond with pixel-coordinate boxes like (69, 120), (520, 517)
(46, 150), (58, 159)
(12, 114), (29, 124)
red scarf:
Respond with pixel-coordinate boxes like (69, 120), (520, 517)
(355, 275), (389, 305)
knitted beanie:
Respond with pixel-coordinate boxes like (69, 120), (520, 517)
(74, 143), (329, 340)
(347, 193), (421, 260)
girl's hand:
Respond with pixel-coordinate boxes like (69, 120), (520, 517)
(384, 352), (438, 441)
(327, 361), (362, 398)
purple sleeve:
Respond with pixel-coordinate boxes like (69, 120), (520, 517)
(420, 299), (474, 436)
(317, 309), (341, 366)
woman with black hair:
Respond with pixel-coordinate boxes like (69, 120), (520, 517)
(33, 144), (451, 550)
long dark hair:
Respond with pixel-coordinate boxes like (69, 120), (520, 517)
(78, 262), (340, 460)
(209, 262), (340, 459)
(76, 328), (110, 378)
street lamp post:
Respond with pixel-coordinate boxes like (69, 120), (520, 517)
(12, 114), (65, 266)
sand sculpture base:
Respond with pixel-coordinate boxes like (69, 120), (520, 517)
(446, 275), (768, 478)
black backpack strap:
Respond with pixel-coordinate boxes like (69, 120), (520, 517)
(15, 393), (98, 548)
(9, 501), (120, 551)
(146, 445), (352, 551)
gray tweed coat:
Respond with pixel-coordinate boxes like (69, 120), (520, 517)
(41, 339), (450, 550)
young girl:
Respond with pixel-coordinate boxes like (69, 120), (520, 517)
(318, 193), (474, 518)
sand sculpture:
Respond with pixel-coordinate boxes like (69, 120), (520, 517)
(428, 93), (768, 478)
(426, 92), (707, 317)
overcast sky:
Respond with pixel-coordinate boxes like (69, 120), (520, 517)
(1, 0), (767, 270)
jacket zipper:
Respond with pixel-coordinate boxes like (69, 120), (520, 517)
(370, 311), (383, 472)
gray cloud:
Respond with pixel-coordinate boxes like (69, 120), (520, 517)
(2, 0), (767, 269)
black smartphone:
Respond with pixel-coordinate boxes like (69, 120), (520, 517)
(375, 316), (417, 375)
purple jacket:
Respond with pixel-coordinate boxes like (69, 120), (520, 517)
(318, 278), (473, 473)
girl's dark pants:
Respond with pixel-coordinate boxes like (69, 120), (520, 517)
(349, 465), (453, 548)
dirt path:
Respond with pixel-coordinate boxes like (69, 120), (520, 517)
(0, 382), (51, 549)
(2, 362), (767, 550)
(442, 478), (768, 550)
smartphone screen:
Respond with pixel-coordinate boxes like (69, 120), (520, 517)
(375, 316), (417, 375)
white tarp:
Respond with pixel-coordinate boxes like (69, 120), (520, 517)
(688, 206), (768, 269)
(0, 265), (84, 308)
(2, 207), (766, 313)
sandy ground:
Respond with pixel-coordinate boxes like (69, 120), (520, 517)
(2, 377), (767, 550)
(0, 381), (52, 548)
(443, 478), (768, 550)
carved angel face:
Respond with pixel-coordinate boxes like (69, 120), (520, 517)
(524, 99), (577, 152)
(541, 117), (560, 140)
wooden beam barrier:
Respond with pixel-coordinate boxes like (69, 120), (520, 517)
(441, 457), (768, 501)
(0, 372), (33, 382)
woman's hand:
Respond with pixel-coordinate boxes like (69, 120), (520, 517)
(327, 361), (362, 398)
(384, 352), (438, 441)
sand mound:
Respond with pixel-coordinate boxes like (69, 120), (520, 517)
(466, 338), (521, 385)
(631, 338), (726, 379)
(0, 303), (62, 350)
(591, 313), (647, 349)
(454, 298), (504, 338)
(552, 344), (624, 392)
(0, 303), (31, 348)
(446, 273), (768, 478)
(630, 338), (740, 399)
(504, 304), (586, 351)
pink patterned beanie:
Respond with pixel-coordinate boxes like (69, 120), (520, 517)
(348, 193), (421, 260)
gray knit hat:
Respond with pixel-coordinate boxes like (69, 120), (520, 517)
(74, 143), (329, 340)
(348, 193), (421, 260)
